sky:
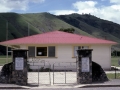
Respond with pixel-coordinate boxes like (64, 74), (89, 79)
(0, 0), (120, 24)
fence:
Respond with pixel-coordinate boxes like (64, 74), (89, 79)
(0, 57), (78, 85)
(27, 58), (51, 85)
(2, 56), (120, 85)
(28, 59), (78, 85)
(107, 66), (120, 79)
(53, 62), (77, 84)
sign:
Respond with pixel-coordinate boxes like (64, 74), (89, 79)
(15, 57), (24, 70)
(81, 57), (90, 72)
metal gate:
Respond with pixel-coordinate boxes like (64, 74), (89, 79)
(53, 62), (77, 84)
(28, 58), (51, 86)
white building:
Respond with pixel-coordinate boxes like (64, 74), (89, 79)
(0, 31), (117, 70)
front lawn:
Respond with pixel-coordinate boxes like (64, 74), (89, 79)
(111, 57), (120, 67)
(107, 73), (120, 79)
(0, 55), (12, 65)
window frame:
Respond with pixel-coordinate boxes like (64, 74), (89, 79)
(36, 47), (48, 57)
(35, 46), (56, 57)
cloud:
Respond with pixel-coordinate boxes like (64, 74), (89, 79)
(98, 5), (120, 23)
(50, 0), (120, 24)
(50, 10), (76, 15)
(31, 0), (45, 3)
(101, 0), (106, 1)
(0, 0), (45, 12)
(73, 1), (97, 9)
(50, 1), (98, 15)
(73, 1), (98, 14)
(110, 0), (120, 4)
(0, 5), (12, 12)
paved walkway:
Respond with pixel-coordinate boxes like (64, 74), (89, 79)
(0, 79), (120, 89)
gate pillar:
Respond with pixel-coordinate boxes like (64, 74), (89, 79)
(77, 49), (93, 84)
(12, 49), (28, 85)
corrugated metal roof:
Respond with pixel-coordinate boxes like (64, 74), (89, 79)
(0, 30), (117, 45)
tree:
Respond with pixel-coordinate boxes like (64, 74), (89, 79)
(59, 28), (75, 33)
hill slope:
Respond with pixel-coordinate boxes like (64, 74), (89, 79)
(0, 12), (91, 55)
(0, 12), (120, 54)
(58, 13), (120, 43)
(21, 12), (91, 36)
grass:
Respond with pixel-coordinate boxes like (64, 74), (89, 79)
(0, 55), (12, 65)
(0, 59), (12, 65)
(0, 55), (11, 58)
(22, 13), (91, 36)
(111, 56), (120, 67)
(107, 73), (120, 79)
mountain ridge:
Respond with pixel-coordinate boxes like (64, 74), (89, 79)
(0, 12), (120, 54)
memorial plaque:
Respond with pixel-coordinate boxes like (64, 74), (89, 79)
(15, 57), (24, 70)
(81, 57), (90, 72)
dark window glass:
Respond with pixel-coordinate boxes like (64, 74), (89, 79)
(78, 46), (81, 49)
(48, 46), (55, 57)
(28, 46), (35, 57)
(36, 47), (47, 56)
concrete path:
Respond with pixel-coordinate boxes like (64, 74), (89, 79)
(1, 79), (120, 89)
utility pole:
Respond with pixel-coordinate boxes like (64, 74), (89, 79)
(6, 21), (8, 41)
(28, 22), (29, 36)
(6, 21), (8, 64)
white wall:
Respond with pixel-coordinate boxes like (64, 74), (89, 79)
(57, 45), (75, 62)
(20, 45), (27, 49)
(23, 44), (111, 70)
(91, 45), (111, 70)
(28, 45), (76, 63)
(28, 45), (76, 70)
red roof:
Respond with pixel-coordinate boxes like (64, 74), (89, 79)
(0, 30), (117, 45)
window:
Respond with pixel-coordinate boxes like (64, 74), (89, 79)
(74, 46), (89, 57)
(36, 47), (47, 56)
(35, 46), (56, 57)
(28, 46), (35, 57)
(48, 46), (55, 57)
